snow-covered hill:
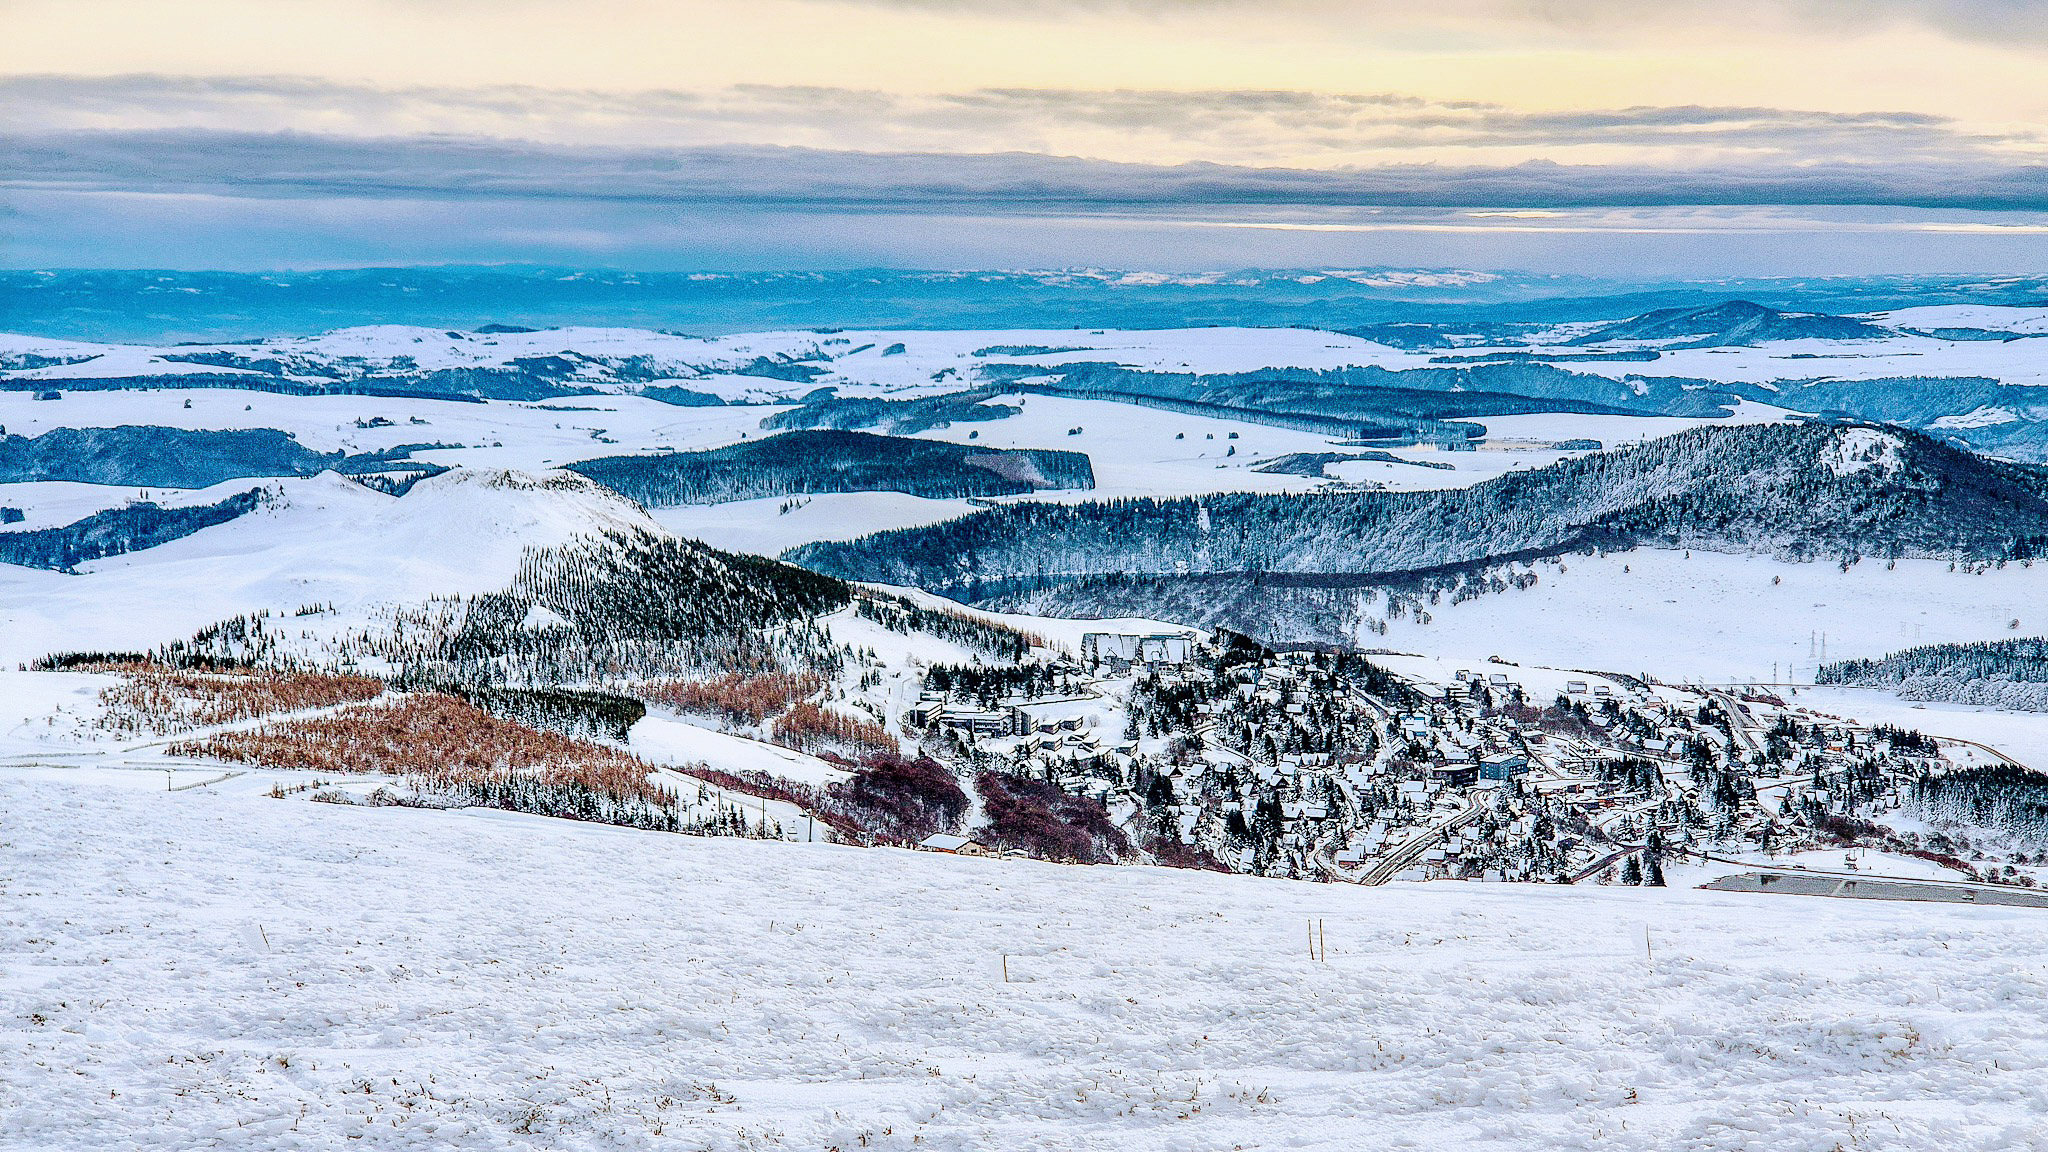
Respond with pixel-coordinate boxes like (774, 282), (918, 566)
(0, 324), (1430, 400)
(0, 468), (660, 666)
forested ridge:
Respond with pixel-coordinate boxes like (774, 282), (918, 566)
(0, 489), (265, 571)
(174, 528), (852, 687)
(0, 426), (443, 488)
(789, 423), (2048, 594)
(569, 429), (1093, 507)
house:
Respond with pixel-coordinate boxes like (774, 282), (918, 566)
(1428, 763), (1478, 788)
(919, 834), (988, 856)
(1479, 752), (1528, 781)
(1565, 680), (1589, 695)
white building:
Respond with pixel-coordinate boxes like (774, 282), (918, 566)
(1082, 632), (1195, 665)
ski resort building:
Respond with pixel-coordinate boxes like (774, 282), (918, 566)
(1081, 632), (1194, 665)
(1480, 753), (1530, 781)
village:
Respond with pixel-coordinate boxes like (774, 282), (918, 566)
(898, 628), (1961, 884)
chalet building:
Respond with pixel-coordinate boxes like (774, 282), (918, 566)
(919, 834), (988, 856)
(1479, 752), (1529, 781)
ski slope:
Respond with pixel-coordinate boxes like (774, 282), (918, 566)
(5, 771), (2045, 1151)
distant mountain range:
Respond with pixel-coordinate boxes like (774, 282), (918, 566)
(5, 267), (2047, 344)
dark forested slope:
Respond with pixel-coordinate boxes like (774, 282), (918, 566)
(0, 426), (440, 488)
(788, 423), (2048, 595)
(568, 430), (1094, 507)
(0, 489), (265, 572)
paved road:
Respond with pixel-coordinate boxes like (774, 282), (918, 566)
(1358, 794), (1487, 886)
(1702, 868), (2048, 908)
(1707, 690), (1766, 760)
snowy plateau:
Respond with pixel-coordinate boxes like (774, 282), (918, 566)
(8, 302), (2048, 1150)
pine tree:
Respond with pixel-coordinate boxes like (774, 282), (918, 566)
(1620, 855), (1643, 885)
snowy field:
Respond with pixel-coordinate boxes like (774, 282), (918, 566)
(1799, 687), (2048, 772)
(0, 386), (785, 473)
(6, 773), (2047, 1152)
(652, 492), (984, 557)
(1363, 549), (2048, 683)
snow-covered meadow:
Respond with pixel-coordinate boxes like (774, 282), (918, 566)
(6, 771), (2048, 1152)
(1354, 549), (2048, 683)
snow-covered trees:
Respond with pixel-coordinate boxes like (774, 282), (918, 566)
(791, 423), (2048, 600)
(1822, 638), (2048, 712)
(569, 430), (1093, 507)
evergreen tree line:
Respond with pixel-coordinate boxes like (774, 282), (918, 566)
(761, 390), (1020, 435)
(1909, 766), (2048, 850)
(791, 423), (2048, 594)
(0, 489), (264, 572)
(924, 661), (1079, 706)
(852, 594), (1039, 661)
(0, 425), (449, 488)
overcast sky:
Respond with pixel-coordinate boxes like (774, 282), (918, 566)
(4, 0), (2045, 272)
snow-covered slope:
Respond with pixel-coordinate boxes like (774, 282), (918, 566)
(6, 771), (2044, 1151)
(1345, 548), (2048, 681)
(0, 468), (660, 666)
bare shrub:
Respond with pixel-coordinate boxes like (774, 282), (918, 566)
(641, 672), (821, 727)
(770, 701), (896, 757)
(96, 665), (386, 736)
(168, 692), (661, 796)
(1143, 834), (1231, 872)
(975, 771), (1129, 863)
(172, 692), (867, 839)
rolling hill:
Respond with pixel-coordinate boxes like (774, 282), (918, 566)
(567, 429), (1094, 507)
(788, 423), (2048, 597)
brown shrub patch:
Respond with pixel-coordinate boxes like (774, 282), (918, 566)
(770, 701), (896, 757)
(641, 672), (821, 727)
(97, 665), (386, 736)
(168, 692), (665, 801)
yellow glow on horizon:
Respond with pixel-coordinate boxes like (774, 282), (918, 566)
(2, 0), (2042, 169)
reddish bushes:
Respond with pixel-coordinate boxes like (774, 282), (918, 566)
(641, 672), (820, 727)
(829, 753), (969, 846)
(684, 764), (867, 840)
(172, 691), (886, 841)
(97, 665), (386, 735)
(1143, 835), (1231, 872)
(975, 771), (1129, 864)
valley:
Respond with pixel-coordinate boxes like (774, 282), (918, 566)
(10, 293), (2048, 1149)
